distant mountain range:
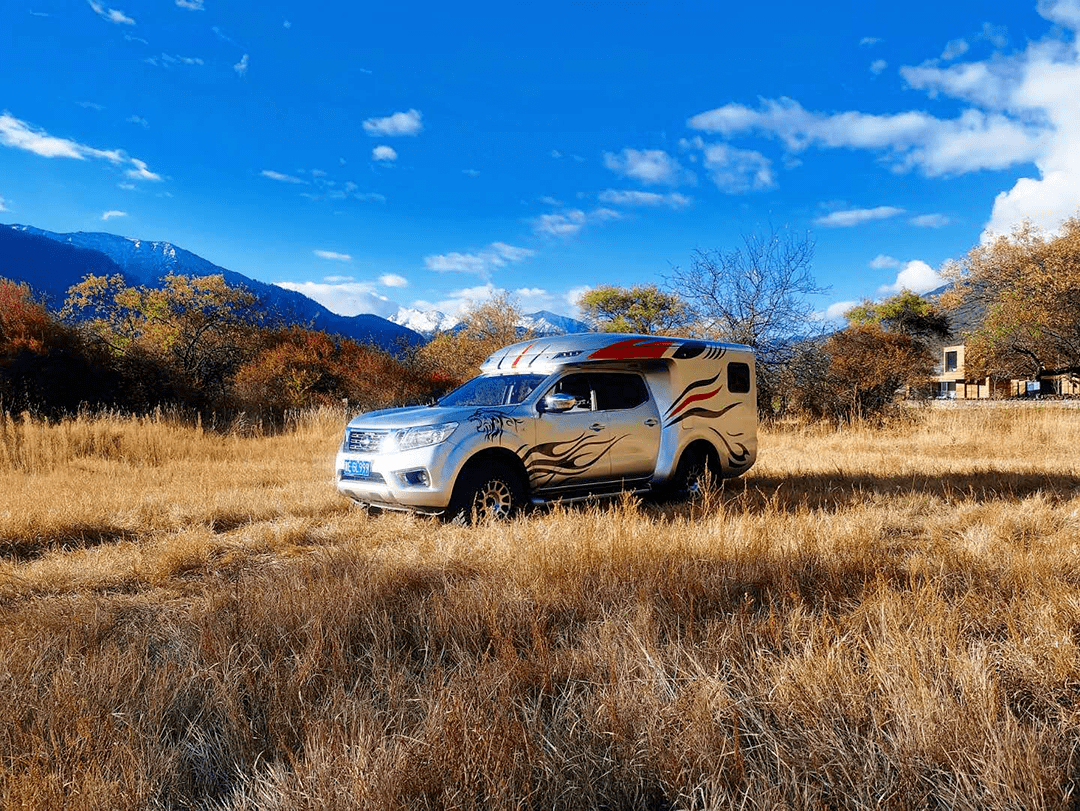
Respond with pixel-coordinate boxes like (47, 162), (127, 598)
(1, 224), (423, 348)
(1, 223), (592, 349)
(388, 306), (591, 338)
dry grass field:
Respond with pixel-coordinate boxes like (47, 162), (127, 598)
(2, 405), (1080, 810)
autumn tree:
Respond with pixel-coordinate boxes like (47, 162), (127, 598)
(234, 326), (436, 415)
(415, 292), (532, 385)
(822, 323), (934, 421)
(63, 273), (263, 406)
(667, 228), (827, 414)
(0, 278), (120, 413)
(577, 284), (688, 334)
(846, 289), (951, 344)
(944, 217), (1080, 380)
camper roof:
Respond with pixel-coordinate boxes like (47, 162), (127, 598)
(480, 333), (753, 375)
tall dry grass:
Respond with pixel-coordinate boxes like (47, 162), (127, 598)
(1, 405), (1079, 809)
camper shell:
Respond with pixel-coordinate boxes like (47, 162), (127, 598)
(334, 333), (756, 518)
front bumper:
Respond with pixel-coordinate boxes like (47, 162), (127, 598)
(334, 443), (455, 513)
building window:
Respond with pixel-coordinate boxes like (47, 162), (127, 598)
(945, 351), (958, 372)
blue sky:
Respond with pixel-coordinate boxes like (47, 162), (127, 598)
(2, 0), (1079, 322)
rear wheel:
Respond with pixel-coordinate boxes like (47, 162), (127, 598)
(446, 466), (525, 523)
(669, 446), (720, 501)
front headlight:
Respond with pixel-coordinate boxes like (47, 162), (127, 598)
(394, 422), (458, 451)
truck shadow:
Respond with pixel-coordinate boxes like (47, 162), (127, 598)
(705, 469), (1080, 515)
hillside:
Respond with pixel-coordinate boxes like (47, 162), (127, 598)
(1, 224), (423, 350)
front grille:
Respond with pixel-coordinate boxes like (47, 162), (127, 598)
(347, 429), (388, 453)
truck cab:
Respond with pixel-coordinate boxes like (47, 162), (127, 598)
(334, 334), (757, 519)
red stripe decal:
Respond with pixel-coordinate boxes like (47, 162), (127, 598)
(668, 385), (723, 419)
(511, 342), (536, 368)
(587, 338), (676, 360)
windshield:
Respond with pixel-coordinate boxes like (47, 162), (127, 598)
(438, 373), (547, 407)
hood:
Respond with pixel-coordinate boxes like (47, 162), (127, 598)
(347, 404), (520, 430)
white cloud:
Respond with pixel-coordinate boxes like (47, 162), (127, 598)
(362, 109), (423, 137)
(551, 150), (563, 159)
(909, 213), (951, 228)
(424, 241), (536, 275)
(145, 53), (205, 68)
(879, 260), (945, 294)
(823, 300), (859, 321)
(530, 208), (622, 238)
(175, 0), (203, 8)
(941, 38), (970, 61)
(101, 210), (127, 220)
(77, 101), (106, 111)
(687, 97), (1046, 177)
(690, 3), (1080, 236)
(462, 168), (480, 177)
(815, 206), (905, 227)
(88, 0), (134, 25)
(372, 145), (397, 162)
(275, 281), (398, 318)
(870, 59), (888, 75)
(234, 54), (249, 77)
(125, 159), (161, 182)
(0, 196), (9, 212)
(379, 274), (408, 288)
(0, 112), (161, 182)
(423, 283), (565, 319)
(700, 143), (775, 192)
(314, 250), (352, 261)
(602, 148), (693, 186)
(870, 254), (903, 269)
(283, 19), (291, 28)
(597, 189), (692, 208)
(126, 115), (149, 128)
(261, 169), (307, 184)
(117, 182), (136, 190)
(860, 36), (881, 47)
(531, 210), (586, 237)
(323, 275), (354, 283)
(1, 112), (120, 161)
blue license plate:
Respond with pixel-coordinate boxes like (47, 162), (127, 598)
(343, 459), (371, 478)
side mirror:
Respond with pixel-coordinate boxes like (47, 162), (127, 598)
(541, 393), (577, 413)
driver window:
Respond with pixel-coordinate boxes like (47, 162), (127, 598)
(550, 373), (594, 411)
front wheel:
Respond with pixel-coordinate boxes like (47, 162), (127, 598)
(446, 467), (524, 523)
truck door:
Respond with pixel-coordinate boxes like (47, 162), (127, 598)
(527, 372), (613, 491)
(591, 372), (661, 483)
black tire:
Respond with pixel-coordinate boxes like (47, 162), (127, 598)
(445, 466), (525, 523)
(668, 446), (720, 501)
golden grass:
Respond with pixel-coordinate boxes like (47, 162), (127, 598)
(2, 405), (1080, 809)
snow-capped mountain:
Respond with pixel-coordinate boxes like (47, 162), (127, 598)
(390, 307), (460, 335)
(390, 307), (591, 338)
(2, 224), (423, 349)
(518, 310), (591, 336)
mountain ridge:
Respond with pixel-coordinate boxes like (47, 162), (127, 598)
(2, 224), (423, 349)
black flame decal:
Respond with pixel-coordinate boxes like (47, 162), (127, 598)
(709, 427), (752, 471)
(468, 409), (524, 443)
(519, 432), (626, 488)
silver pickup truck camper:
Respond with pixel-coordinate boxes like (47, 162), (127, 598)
(335, 333), (757, 519)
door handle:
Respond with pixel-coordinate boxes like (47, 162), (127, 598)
(644, 418), (659, 427)
(589, 423), (606, 432)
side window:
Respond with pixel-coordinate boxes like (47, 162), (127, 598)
(593, 373), (649, 410)
(550, 373), (594, 410)
(728, 362), (751, 394)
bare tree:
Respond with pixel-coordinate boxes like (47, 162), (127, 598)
(667, 228), (827, 414)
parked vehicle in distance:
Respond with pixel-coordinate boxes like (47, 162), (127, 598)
(334, 333), (757, 520)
